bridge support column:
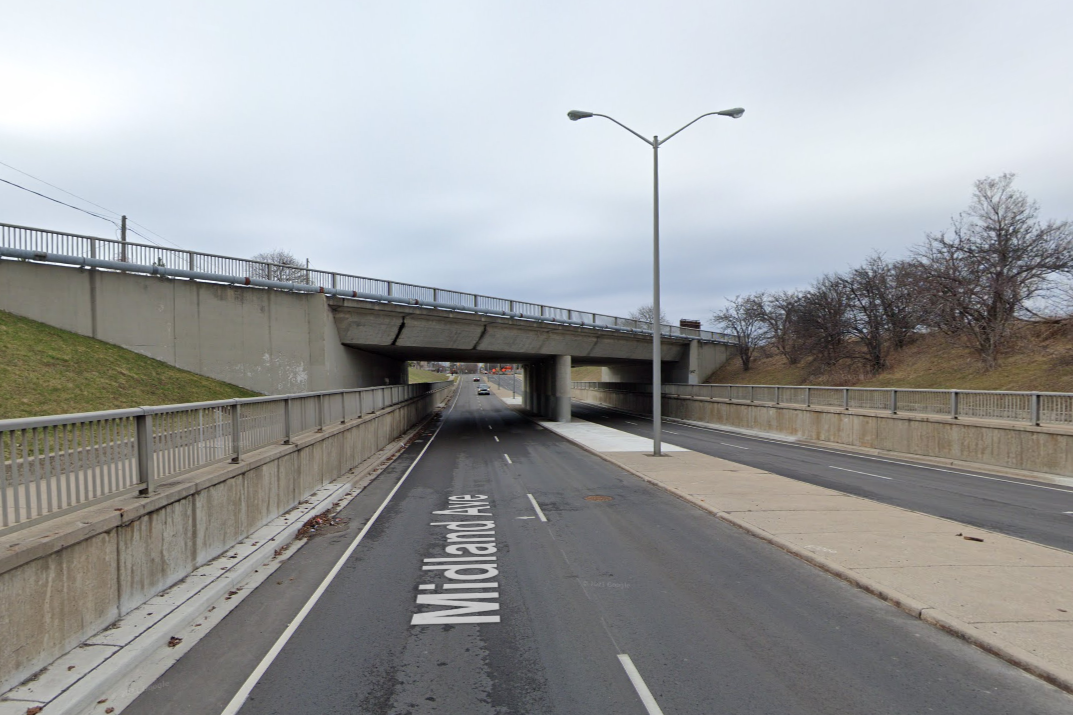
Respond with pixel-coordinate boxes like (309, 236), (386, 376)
(552, 355), (571, 422)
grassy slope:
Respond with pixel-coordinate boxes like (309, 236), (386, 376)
(571, 366), (604, 381)
(408, 367), (451, 383)
(705, 324), (1073, 392)
(0, 310), (260, 419)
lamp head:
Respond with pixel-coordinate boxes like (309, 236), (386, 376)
(716, 107), (745, 119)
(567, 110), (594, 121)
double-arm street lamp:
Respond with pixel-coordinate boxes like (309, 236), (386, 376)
(567, 107), (744, 456)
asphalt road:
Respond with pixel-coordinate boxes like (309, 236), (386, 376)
(127, 376), (1073, 714)
(517, 379), (1073, 553)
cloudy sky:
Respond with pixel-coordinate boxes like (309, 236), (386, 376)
(2, 1), (1071, 326)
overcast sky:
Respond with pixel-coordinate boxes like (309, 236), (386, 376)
(2, 1), (1072, 326)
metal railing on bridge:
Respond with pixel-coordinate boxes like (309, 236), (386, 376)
(572, 381), (1073, 428)
(0, 381), (453, 534)
(0, 222), (737, 344)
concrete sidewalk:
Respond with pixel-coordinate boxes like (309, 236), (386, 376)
(491, 373), (1073, 695)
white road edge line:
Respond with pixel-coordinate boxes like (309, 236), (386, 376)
(526, 493), (548, 522)
(504, 454), (513, 464)
(617, 654), (665, 715)
(219, 386), (460, 715)
(830, 465), (893, 480)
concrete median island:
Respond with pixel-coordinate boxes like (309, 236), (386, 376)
(486, 380), (1073, 695)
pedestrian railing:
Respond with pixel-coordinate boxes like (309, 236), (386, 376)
(0, 222), (737, 345)
(572, 382), (1073, 428)
(0, 381), (453, 534)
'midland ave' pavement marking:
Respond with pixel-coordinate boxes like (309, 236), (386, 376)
(412, 494), (502, 625)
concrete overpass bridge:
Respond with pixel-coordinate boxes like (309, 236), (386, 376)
(0, 222), (736, 421)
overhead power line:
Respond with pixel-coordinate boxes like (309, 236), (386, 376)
(0, 176), (120, 227)
(0, 160), (185, 249)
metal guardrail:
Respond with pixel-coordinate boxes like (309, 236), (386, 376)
(0, 381), (453, 534)
(0, 222), (738, 345)
(572, 382), (1073, 428)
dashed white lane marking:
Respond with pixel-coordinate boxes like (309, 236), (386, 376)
(830, 466), (893, 480)
(1064, 512), (1073, 515)
(617, 654), (665, 715)
(664, 430), (678, 434)
(625, 421), (638, 425)
(494, 436), (500, 442)
(526, 494), (548, 522)
(612, 407), (1073, 494)
(504, 454), (512, 464)
(721, 442), (750, 449)
(220, 385), (460, 715)
(517, 516), (536, 519)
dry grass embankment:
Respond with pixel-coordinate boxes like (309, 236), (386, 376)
(0, 310), (259, 419)
(705, 322), (1073, 392)
(408, 368), (452, 383)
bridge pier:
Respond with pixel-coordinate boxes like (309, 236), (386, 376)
(521, 357), (570, 422)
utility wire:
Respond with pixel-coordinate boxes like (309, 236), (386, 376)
(0, 160), (185, 250)
(0, 159), (122, 219)
(0, 176), (119, 227)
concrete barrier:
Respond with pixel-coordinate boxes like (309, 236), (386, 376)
(0, 384), (453, 694)
(573, 385), (1073, 479)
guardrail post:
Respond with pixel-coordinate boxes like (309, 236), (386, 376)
(387, 282), (393, 297)
(1030, 393), (1040, 426)
(749, 385), (755, 403)
(316, 395), (325, 432)
(283, 399), (293, 444)
(231, 402), (242, 463)
(359, 390), (366, 416)
(331, 273), (338, 289)
(805, 387), (811, 407)
(950, 391), (959, 420)
(774, 386), (780, 405)
(843, 388), (849, 410)
(136, 412), (154, 495)
(188, 251), (195, 271)
(340, 392), (347, 424)
(890, 389), (898, 415)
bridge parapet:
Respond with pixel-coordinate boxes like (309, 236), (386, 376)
(0, 222), (737, 345)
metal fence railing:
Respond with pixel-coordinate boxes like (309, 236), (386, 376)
(0, 381), (453, 534)
(572, 382), (1073, 428)
(0, 222), (737, 345)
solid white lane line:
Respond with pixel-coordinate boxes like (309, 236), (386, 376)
(494, 436), (500, 442)
(720, 442), (749, 449)
(504, 454), (512, 464)
(617, 654), (665, 715)
(830, 466), (893, 480)
(526, 493), (548, 522)
(219, 388), (459, 715)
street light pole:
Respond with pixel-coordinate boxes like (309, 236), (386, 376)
(567, 107), (744, 457)
(651, 135), (662, 455)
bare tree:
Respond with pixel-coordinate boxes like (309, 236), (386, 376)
(841, 254), (925, 373)
(712, 294), (769, 371)
(251, 249), (309, 284)
(629, 304), (669, 329)
(757, 290), (807, 365)
(915, 174), (1073, 368)
(796, 275), (851, 368)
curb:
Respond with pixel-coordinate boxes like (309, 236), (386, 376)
(571, 397), (1073, 488)
(4, 410), (444, 715)
(515, 401), (1073, 697)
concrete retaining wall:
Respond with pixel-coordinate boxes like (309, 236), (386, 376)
(573, 386), (1073, 479)
(0, 259), (406, 394)
(0, 384), (452, 693)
